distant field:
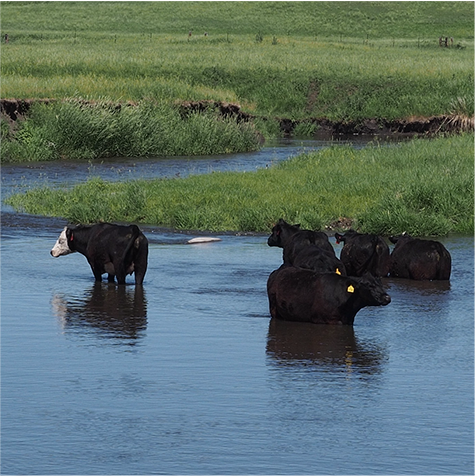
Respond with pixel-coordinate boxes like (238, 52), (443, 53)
(1, 2), (474, 120)
(1, 2), (473, 38)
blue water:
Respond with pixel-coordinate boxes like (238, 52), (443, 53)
(1, 141), (474, 474)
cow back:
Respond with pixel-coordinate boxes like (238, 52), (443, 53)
(267, 267), (390, 325)
(290, 244), (346, 275)
(390, 236), (451, 280)
(340, 234), (390, 277)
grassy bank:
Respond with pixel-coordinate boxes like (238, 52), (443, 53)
(1, 99), (262, 162)
(2, 27), (473, 162)
(2, 34), (473, 120)
(6, 134), (474, 236)
(1, 2), (474, 122)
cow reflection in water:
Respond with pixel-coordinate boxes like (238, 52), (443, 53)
(51, 284), (147, 341)
(266, 318), (386, 375)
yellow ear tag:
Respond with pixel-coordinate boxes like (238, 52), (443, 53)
(335, 268), (341, 275)
(347, 285), (355, 293)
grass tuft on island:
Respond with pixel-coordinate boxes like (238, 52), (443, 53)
(5, 134), (474, 237)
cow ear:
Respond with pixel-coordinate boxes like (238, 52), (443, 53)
(66, 228), (73, 242)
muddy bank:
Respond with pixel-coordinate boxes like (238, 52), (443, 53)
(176, 99), (475, 137)
(1, 98), (473, 138)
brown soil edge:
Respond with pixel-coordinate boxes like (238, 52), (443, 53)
(1, 98), (474, 138)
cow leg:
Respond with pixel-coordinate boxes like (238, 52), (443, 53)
(134, 267), (147, 285)
(86, 259), (103, 282)
(107, 274), (115, 283)
(92, 268), (103, 282)
(115, 265), (127, 285)
(133, 248), (148, 285)
(115, 270), (127, 285)
(268, 293), (278, 319)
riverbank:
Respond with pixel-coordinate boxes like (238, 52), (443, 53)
(5, 134), (473, 237)
(2, 98), (473, 137)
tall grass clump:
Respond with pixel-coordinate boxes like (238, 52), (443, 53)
(6, 134), (473, 236)
(1, 99), (261, 162)
(356, 135), (474, 235)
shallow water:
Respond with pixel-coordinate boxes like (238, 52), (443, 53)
(1, 141), (474, 474)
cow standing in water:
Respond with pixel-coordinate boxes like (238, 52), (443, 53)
(335, 230), (390, 277)
(267, 266), (390, 325)
(268, 219), (335, 256)
(388, 233), (451, 280)
(267, 219), (345, 275)
(51, 223), (148, 285)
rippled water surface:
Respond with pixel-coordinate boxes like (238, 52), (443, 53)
(1, 141), (474, 474)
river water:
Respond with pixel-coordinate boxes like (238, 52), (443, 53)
(1, 139), (474, 474)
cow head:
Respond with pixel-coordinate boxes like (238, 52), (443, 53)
(356, 272), (391, 306)
(335, 230), (359, 244)
(389, 232), (412, 245)
(267, 219), (301, 248)
(50, 226), (74, 257)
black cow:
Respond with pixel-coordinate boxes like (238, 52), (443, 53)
(335, 230), (390, 277)
(388, 233), (451, 280)
(268, 219), (345, 274)
(288, 242), (347, 275)
(267, 265), (390, 325)
(268, 219), (335, 256)
(51, 223), (149, 285)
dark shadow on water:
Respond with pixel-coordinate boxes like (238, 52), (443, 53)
(51, 283), (147, 343)
(266, 318), (387, 375)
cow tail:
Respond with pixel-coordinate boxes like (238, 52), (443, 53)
(123, 226), (141, 260)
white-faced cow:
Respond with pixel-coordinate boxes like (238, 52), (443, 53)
(267, 266), (391, 325)
(51, 223), (149, 285)
(388, 233), (451, 280)
(335, 230), (390, 277)
(267, 219), (345, 275)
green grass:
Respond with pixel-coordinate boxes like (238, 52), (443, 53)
(6, 134), (474, 236)
(1, 2), (474, 121)
(2, 3), (474, 236)
(1, 99), (262, 162)
(2, 20), (473, 162)
(1, 2), (473, 38)
(1, 34), (473, 120)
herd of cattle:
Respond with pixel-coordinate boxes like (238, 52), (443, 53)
(266, 219), (451, 325)
(50, 219), (452, 326)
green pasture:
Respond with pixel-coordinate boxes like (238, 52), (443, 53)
(1, 2), (474, 120)
(1, 2), (473, 39)
(2, 2), (474, 236)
